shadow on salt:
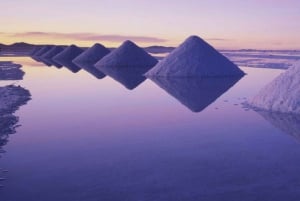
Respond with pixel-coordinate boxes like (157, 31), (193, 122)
(149, 76), (243, 112)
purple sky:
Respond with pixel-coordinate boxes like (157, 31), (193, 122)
(0, 0), (299, 49)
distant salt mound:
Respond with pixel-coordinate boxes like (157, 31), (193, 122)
(40, 46), (64, 68)
(95, 40), (158, 73)
(73, 43), (110, 79)
(145, 35), (245, 77)
(33, 45), (54, 57)
(53, 45), (83, 73)
(149, 76), (242, 112)
(31, 45), (54, 62)
(249, 61), (300, 114)
(30, 47), (42, 56)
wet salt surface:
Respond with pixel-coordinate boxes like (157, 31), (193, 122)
(1, 57), (300, 201)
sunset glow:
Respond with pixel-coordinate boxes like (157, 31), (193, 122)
(1, 0), (300, 49)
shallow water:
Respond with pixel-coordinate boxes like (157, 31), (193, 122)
(1, 57), (300, 201)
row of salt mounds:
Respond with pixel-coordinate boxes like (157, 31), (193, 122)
(53, 45), (83, 73)
(248, 61), (300, 114)
(31, 45), (54, 62)
(95, 41), (158, 88)
(73, 43), (110, 79)
(145, 35), (245, 77)
(40, 46), (65, 68)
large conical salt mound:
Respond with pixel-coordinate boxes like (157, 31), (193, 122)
(95, 40), (158, 74)
(249, 61), (300, 114)
(73, 43), (110, 79)
(145, 35), (245, 77)
(40, 46), (64, 68)
(53, 45), (84, 73)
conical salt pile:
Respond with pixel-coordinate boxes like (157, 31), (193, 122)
(31, 45), (54, 62)
(40, 46), (65, 68)
(53, 45), (83, 73)
(249, 61), (300, 114)
(95, 40), (157, 74)
(73, 43), (110, 79)
(145, 35), (244, 77)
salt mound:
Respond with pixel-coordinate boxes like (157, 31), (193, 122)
(40, 46), (64, 68)
(31, 45), (54, 62)
(53, 45), (83, 73)
(33, 45), (53, 57)
(149, 76), (242, 112)
(0, 85), (31, 115)
(73, 43), (110, 79)
(95, 40), (157, 72)
(30, 47), (42, 56)
(0, 61), (24, 80)
(249, 61), (300, 114)
(145, 35), (245, 77)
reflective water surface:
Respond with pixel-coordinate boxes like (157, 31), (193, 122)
(1, 57), (300, 201)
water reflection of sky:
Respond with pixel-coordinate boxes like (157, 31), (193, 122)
(2, 57), (300, 201)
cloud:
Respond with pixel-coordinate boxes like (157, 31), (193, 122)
(9, 32), (167, 43)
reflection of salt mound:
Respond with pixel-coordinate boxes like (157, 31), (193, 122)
(73, 43), (110, 79)
(40, 46), (64, 68)
(149, 76), (242, 112)
(257, 111), (300, 143)
(103, 68), (147, 90)
(53, 45), (83, 73)
(95, 40), (157, 72)
(0, 61), (24, 80)
(249, 61), (300, 114)
(145, 36), (245, 77)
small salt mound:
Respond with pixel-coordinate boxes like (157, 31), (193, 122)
(31, 45), (54, 62)
(0, 61), (24, 80)
(0, 85), (31, 115)
(145, 35), (245, 77)
(95, 40), (157, 72)
(73, 43), (110, 79)
(249, 61), (300, 114)
(53, 45), (83, 73)
(149, 76), (242, 112)
(30, 47), (42, 56)
(40, 46), (64, 68)
(33, 45), (54, 57)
